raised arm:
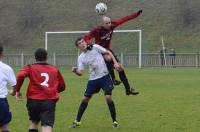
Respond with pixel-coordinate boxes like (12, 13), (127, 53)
(85, 27), (99, 45)
(112, 10), (142, 28)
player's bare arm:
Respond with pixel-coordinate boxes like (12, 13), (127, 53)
(15, 92), (22, 101)
(9, 86), (16, 96)
(72, 67), (83, 76)
(104, 50), (120, 71)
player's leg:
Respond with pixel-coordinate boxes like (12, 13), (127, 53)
(105, 60), (115, 81)
(101, 75), (119, 128)
(104, 52), (121, 86)
(70, 96), (91, 128)
(104, 49), (138, 95)
(26, 99), (40, 132)
(105, 60), (121, 85)
(0, 98), (12, 132)
(105, 95), (120, 129)
(42, 126), (52, 132)
(76, 96), (91, 122)
(1, 125), (9, 132)
(29, 121), (39, 132)
(70, 80), (100, 128)
(39, 100), (56, 132)
(117, 64), (139, 95)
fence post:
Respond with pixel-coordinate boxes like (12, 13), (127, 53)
(53, 53), (56, 66)
(21, 52), (24, 67)
(120, 52), (124, 66)
(196, 52), (199, 68)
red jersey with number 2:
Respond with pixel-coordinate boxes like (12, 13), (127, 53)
(16, 63), (66, 101)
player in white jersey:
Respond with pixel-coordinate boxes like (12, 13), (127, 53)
(0, 46), (16, 132)
(70, 37), (120, 129)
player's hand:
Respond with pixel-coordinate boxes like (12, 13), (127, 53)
(16, 92), (22, 101)
(114, 63), (121, 71)
(86, 44), (93, 50)
(137, 10), (142, 15)
(9, 87), (16, 96)
(72, 67), (77, 73)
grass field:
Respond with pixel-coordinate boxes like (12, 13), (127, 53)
(7, 68), (200, 132)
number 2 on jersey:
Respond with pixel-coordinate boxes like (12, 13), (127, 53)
(40, 73), (49, 87)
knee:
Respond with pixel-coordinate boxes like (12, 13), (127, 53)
(30, 121), (39, 129)
(1, 124), (9, 132)
(105, 95), (113, 103)
(82, 96), (91, 103)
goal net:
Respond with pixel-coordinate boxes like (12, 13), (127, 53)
(45, 30), (142, 68)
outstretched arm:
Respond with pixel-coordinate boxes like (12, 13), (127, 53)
(112, 10), (142, 28)
(85, 27), (98, 45)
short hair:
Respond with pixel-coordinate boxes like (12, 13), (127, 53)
(75, 36), (85, 47)
(34, 48), (47, 61)
(0, 46), (3, 55)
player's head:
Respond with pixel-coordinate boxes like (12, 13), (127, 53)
(0, 46), (3, 57)
(75, 37), (87, 51)
(34, 48), (48, 62)
(101, 16), (112, 30)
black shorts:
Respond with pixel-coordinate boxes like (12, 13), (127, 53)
(26, 99), (56, 127)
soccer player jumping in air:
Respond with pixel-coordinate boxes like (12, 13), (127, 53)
(85, 10), (142, 95)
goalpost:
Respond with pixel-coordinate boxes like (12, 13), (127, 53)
(45, 30), (142, 68)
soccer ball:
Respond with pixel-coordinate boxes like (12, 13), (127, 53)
(95, 2), (107, 15)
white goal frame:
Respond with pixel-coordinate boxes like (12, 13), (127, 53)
(45, 30), (142, 68)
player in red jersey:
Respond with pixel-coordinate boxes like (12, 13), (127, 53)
(85, 10), (142, 95)
(15, 48), (66, 132)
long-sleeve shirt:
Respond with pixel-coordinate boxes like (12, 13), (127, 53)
(85, 11), (141, 49)
(16, 63), (66, 101)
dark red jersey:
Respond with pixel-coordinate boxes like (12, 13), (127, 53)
(85, 11), (141, 49)
(16, 63), (66, 101)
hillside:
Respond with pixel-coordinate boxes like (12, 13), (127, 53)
(0, 0), (200, 53)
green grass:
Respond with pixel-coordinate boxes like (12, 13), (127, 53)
(8, 68), (200, 131)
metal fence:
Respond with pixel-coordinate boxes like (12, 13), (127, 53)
(2, 53), (200, 68)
